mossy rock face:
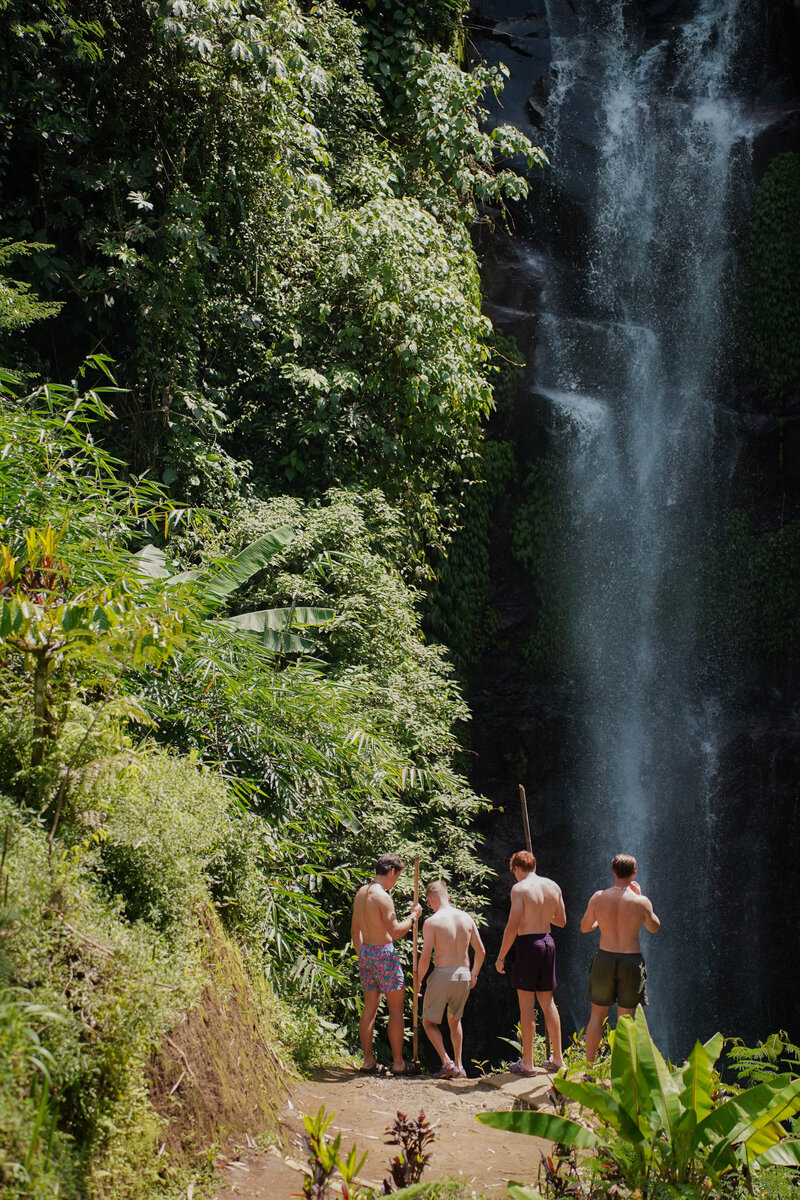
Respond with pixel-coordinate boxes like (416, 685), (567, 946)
(146, 905), (289, 1162)
(741, 152), (800, 408)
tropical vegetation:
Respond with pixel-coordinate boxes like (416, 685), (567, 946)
(1, 0), (798, 1196)
(479, 1010), (800, 1200)
(0, 0), (545, 1194)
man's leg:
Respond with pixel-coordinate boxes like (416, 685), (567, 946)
(618, 1006), (635, 1018)
(386, 987), (406, 1072)
(359, 989), (381, 1068)
(447, 1013), (464, 1071)
(536, 991), (565, 1069)
(422, 1017), (452, 1068)
(586, 1003), (610, 1065)
(517, 989), (537, 1071)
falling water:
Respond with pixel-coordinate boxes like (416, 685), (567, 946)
(534, 0), (755, 1053)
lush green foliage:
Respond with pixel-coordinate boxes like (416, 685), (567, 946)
(703, 508), (800, 662)
(0, 0), (540, 539)
(0, 791), (205, 1198)
(727, 1032), (800, 1087)
(0, 241), (62, 336)
(0, 357), (493, 1188)
(741, 152), (800, 405)
(429, 440), (516, 675)
(511, 460), (570, 675)
(479, 1009), (800, 1200)
(0, 0), (541, 1191)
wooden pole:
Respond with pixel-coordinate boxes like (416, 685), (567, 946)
(412, 854), (420, 1063)
(519, 784), (533, 852)
(518, 785), (551, 1060)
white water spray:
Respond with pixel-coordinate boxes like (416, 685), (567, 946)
(536, 0), (755, 1050)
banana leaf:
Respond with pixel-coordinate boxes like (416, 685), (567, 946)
(556, 1077), (644, 1142)
(217, 605), (334, 651)
(611, 1015), (651, 1134)
(676, 1035), (722, 1129)
(477, 1109), (599, 1148)
(754, 1139), (800, 1167)
(631, 1007), (683, 1139)
(203, 525), (294, 605)
(701, 1076), (800, 1171)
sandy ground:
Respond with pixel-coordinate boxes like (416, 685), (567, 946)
(215, 1065), (557, 1199)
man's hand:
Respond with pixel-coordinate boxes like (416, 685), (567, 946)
(410, 903), (423, 921)
(470, 972), (480, 989)
(495, 957), (506, 975)
(630, 880), (641, 895)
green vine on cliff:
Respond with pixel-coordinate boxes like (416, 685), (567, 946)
(741, 151), (800, 406)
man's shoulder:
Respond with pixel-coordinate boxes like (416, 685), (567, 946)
(540, 874), (561, 891)
(529, 874), (561, 897)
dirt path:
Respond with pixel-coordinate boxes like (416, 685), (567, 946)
(215, 1066), (556, 1199)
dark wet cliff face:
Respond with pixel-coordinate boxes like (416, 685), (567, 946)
(463, 0), (800, 1066)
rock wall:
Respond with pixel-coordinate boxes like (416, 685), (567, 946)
(465, 0), (800, 1063)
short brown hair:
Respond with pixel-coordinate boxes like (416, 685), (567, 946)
(376, 853), (404, 876)
(426, 881), (448, 899)
(612, 854), (637, 879)
(509, 850), (537, 873)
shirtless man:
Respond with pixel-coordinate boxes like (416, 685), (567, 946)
(415, 881), (486, 1079)
(580, 853), (661, 1064)
(495, 850), (566, 1075)
(351, 853), (423, 1075)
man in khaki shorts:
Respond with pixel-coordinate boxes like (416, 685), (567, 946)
(415, 881), (485, 1078)
(580, 852), (661, 1065)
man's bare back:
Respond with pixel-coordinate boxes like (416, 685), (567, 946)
(425, 906), (478, 969)
(352, 881), (404, 947)
(581, 882), (660, 953)
(513, 873), (567, 935)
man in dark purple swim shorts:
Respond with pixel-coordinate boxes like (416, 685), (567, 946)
(351, 853), (422, 1075)
(496, 850), (567, 1075)
(511, 931), (557, 993)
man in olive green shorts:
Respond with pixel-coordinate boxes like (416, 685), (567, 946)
(580, 853), (661, 1065)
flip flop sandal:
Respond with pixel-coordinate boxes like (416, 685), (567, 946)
(358, 1063), (388, 1076)
(542, 1058), (564, 1072)
(509, 1059), (537, 1077)
(390, 1061), (421, 1076)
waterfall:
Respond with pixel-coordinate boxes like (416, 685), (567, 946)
(531, 0), (755, 1053)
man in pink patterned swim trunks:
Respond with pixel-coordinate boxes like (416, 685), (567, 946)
(351, 853), (422, 1075)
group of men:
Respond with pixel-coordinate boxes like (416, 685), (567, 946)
(350, 849), (660, 1077)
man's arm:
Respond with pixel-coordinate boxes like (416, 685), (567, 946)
(495, 888), (523, 973)
(416, 920), (434, 992)
(580, 892), (600, 934)
(384, 895), (423, 941)
(469, 920), (486, 988)
(643, 899), (661, 934)
(552, 885), (567, 928)
(351, 901), (363, 953)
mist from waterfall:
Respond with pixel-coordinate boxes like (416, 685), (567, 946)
(534, 0), (755, 1052)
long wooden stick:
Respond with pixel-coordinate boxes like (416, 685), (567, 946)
(412, 854), (420, 1063)
(519, 784), (533, 852)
